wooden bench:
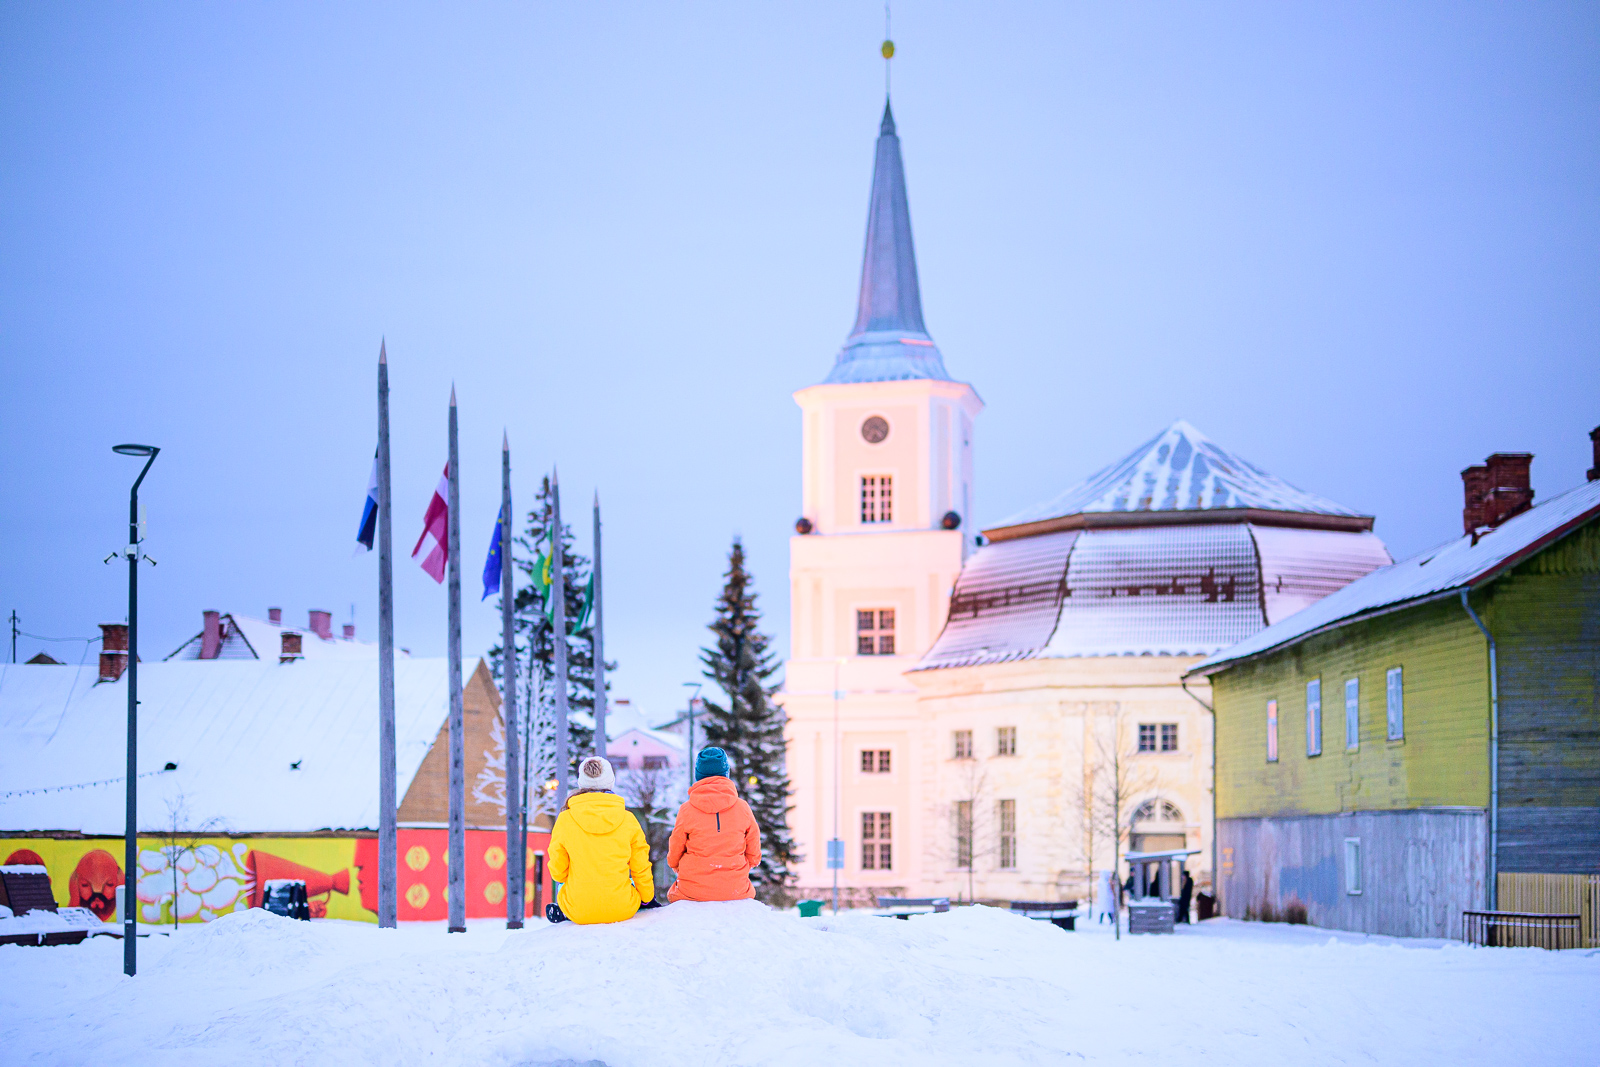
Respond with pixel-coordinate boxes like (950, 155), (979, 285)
(876, 896), (951, 919)
(1009, 899), (1079, 930)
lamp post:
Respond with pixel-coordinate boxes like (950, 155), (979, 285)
(830, 658), (845, 915)
(112, 443), (158, 976)
(681, 682), (702, 796)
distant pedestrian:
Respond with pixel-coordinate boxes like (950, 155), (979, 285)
(666, 747), (761, 903)
(545, 756), (654, 925)
(1177, 870), (1194, 924)
(1093, 870), (1117, 924)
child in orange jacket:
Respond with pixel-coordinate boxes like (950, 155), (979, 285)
(666, 747), (761, 902)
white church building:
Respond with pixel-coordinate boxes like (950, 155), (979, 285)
(780, 99), (1391, 907)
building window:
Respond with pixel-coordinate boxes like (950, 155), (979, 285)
(612, 755), (629, 770)
(955, 800), (973, 868)
(1344, 838), (1362, 895)
(998, 799), (1017, 869)
(996, 726), (1016, 757)
(953, 730), (973, 760)
(642, 755), (668, 770)
(1345, 677), (1360, 751)
(1386, 667), (1404, 740)
(1306, 678), (1322, 757)
(860, 749), (891, 773)
(1139, 724), (1179, 753)
(856, 609), (896, 656)
(1266, 699), (1279, 762)
(861, 812), (892, 870)
(860, 475), (893, 524)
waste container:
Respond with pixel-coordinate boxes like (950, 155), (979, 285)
(797, 899), (824, 918)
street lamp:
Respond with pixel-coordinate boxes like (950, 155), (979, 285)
(681, 682), (702, 796)
(112, 443), (158, 976)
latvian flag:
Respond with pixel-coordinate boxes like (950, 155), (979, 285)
(411, 464), (449, 583)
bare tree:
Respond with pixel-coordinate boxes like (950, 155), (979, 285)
(617, 764), (679, 903)
(1086, 711), (1153, 941)
(934, 758), (1000, 904)
(149, 793), (223, 928)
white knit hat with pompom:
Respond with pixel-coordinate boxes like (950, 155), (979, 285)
(575, 755), (615, 792)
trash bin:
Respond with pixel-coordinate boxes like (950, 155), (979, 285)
(797, 899), (824, 918)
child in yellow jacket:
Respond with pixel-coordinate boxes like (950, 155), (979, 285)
(546, 756), (655, 924)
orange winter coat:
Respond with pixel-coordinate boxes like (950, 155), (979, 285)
(666, 776), (761, 902)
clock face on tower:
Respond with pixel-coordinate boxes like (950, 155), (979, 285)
(861, 416), (890, 444)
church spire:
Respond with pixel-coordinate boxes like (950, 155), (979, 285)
(822, 99), (952, 385)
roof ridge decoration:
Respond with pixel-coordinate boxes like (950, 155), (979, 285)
(822, 99), (953, 385)
(990, 420), (1370, 536)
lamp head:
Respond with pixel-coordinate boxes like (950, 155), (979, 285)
(113, 444), (158, 457)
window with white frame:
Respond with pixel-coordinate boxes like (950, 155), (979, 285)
(1266, 699), (1279, 762)
(996, 726), (1017, 757)
(1345, 677), (1360, 751)
(860, 475), (893, 524)
(953, 729), (973, 760)
(1386, 667), (1404, 740)
(859, 749), (891, 773)
(1306, 678), (1322, 757)
(856, 609), (895, 655)
(998, 799), (1017, 869)
(1344, 838), (1362, 894)
(861, 812), (892, 870)
(1139, 723), (1180, 752)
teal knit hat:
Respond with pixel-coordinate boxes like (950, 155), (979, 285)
(695, 746), (730, 781)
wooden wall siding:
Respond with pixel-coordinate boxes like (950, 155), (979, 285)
(1213, 599), (1489, 819)
(1482, 521), (1600, 873)
(1219, 810), (1486, 939)
(1498, 872), (1600, 947)
(397, 659), (505, 827)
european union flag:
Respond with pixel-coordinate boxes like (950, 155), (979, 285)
(482, 503), (506, 601)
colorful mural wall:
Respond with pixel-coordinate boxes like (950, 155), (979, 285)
(0, 830), (552, 925)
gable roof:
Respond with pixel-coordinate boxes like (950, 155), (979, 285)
(0, 658), (455, 834)
(989, 421), (1371, 539)
(1189, 478), (1600, 676)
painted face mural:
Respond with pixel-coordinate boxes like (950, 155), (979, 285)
(69, 849), (124, 921)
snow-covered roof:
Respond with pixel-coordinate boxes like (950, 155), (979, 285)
(166, 614), (398, 662)
(1190, 478), (1600, 675)
(0, 658), (454, 834)
(991, 421), (1367, 535)
(917, 523), (1391, 669)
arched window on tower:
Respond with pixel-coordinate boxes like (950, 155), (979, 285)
(1130, 799), (1186, 856)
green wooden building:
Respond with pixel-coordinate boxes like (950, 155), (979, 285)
(1189, 442), (1599, 939)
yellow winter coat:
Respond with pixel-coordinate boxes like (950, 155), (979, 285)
(548, 791), (654, 925)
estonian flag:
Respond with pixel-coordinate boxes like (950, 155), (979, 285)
(482, 503), (506, 601)
(356, 449), (378, 551)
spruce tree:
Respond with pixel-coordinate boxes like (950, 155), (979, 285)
(698, 538), (799, 902)
(488, 475), (601, 818)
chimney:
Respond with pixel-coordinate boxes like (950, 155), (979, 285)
(1484, 453), (1534, 528)
(1588, 426), (1599, 482)
(267, 607), (282, 625)
(1460, 465), (1491, 535)
(307, 610), (333, 641)
(341, 623), (355, 640)
(200, 610), (223, 659)
(280, 631), (303, 664)
(98, 623), (128, 682)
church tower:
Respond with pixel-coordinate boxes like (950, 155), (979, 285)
(784, 100), (982, 903)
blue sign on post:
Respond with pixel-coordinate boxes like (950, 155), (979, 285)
(826, 838), (844, 870)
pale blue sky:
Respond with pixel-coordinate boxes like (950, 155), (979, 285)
(3, 2), (1596, 722)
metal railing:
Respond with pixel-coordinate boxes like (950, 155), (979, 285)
(1463, 910), (1581, 950)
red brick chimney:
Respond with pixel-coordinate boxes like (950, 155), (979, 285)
(1464, 452), (1534, 534)
(280, 631), (303, 664)
(267, 607), (282, 625)
(200, 610), (223, 659)
(98, 623), (128, 682)
(341, 623), (355, 640)
(307, 610), (333, 641)
(1588, 426), (1599, 482)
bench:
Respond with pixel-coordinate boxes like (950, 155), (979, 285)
(1009, 899), (1079, 931)
(1127, 899), (1177, 935)
(876, 896), (951, 919)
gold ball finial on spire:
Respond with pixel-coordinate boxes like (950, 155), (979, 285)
(881, 39), (894, 60)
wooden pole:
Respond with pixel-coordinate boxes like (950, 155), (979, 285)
(502, 434), (523, 928)
(552, 470), (569, 813)
(377, 342), (398, 929)
(446, 388), (466, 933)
(592, 492), (606, 757)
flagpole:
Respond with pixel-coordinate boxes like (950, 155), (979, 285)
(552, 469), (570, 813)
(377, 341), (398, 929)
(446, 387), (466, 934)
(501, 433), (524, 929)
(592, 492), (606, 757)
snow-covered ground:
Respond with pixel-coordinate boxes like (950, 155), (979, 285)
(3, 904), (1596, 1065)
